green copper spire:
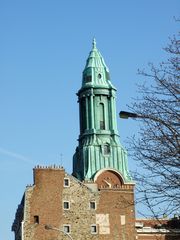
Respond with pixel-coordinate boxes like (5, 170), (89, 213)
(82, 39), (114, 90)
(73, 41), (132, 183)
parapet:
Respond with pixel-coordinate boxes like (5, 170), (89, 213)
(34, 164), (64, 170)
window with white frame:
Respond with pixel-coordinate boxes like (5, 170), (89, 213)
(63, 201), (70, 210)
(63, 225), (71, 233)
(64, 178), (70, 187)
(90, 201), (96, 210)
(91, 224), (98, 234)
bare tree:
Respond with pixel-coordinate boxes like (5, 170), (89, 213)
(128, 29), (180, 218)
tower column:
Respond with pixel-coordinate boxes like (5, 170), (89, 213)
(86, 97), (89, 129)
(112, 96), (118, 132)
(110, 95), (115, 130)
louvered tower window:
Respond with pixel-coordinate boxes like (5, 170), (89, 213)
(99, 103), (105, 130)
(81, 98), (87, 132)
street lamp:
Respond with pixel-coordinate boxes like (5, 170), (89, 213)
(119, 111), (139, 119)
(44, 224), (74, 240)
(119, 111), (179, 127)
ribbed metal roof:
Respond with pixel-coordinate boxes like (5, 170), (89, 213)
(81, 39), (114, 89)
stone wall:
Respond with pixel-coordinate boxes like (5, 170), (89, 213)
(62, 175), (99, 240)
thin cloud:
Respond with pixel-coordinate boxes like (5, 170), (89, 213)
(0, 147), (38, 165)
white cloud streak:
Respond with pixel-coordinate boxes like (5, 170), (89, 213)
(0, 147), (37, 165)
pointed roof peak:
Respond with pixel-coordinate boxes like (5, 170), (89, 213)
(81, 39), (115, 90)
(84, 39), (110, 74)
(92, 38), (97, 49)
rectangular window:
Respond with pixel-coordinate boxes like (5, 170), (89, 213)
(90, 201), (96, 210)
(64, 178), (70, 187)
(34, 215), (39, 224)
(63, 225), (71, 233)
(91, 225), (98, 234)
(63, 201), (70, 210)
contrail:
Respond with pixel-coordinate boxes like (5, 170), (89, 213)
(0, 147), (40, 165)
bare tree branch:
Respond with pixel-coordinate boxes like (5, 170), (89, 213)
(129, 27), (180, 219)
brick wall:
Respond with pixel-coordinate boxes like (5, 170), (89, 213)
(97, 189), (136, 240)
(23, 166), (64, 240)
(21, 166), (136, 240)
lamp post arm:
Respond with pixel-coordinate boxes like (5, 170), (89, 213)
(45, 225), (73, 240)
(119, 111), (178, 136)
(119, 111), (139, 119)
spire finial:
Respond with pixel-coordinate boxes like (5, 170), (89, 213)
(92, 38), (96, 49)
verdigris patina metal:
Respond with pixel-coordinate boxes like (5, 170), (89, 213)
(73, 39), (132, 183)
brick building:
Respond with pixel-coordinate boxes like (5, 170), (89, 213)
(12, 40), (180, 240)
(136, 219), (180, 240)
(12, 167), (135, 240)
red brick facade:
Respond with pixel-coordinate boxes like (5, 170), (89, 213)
(12, 166), (136, 240)
(12, 166), (180, 240)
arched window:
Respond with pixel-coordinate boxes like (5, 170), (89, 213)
(81, 98), (87, 132)
(104, 144), (110, 155)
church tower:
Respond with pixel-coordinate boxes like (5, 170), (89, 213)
(73, 39), (132, 186)
(12, 40), (179, 240)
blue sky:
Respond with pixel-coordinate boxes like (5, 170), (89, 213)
(0, 1), (179, 239)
